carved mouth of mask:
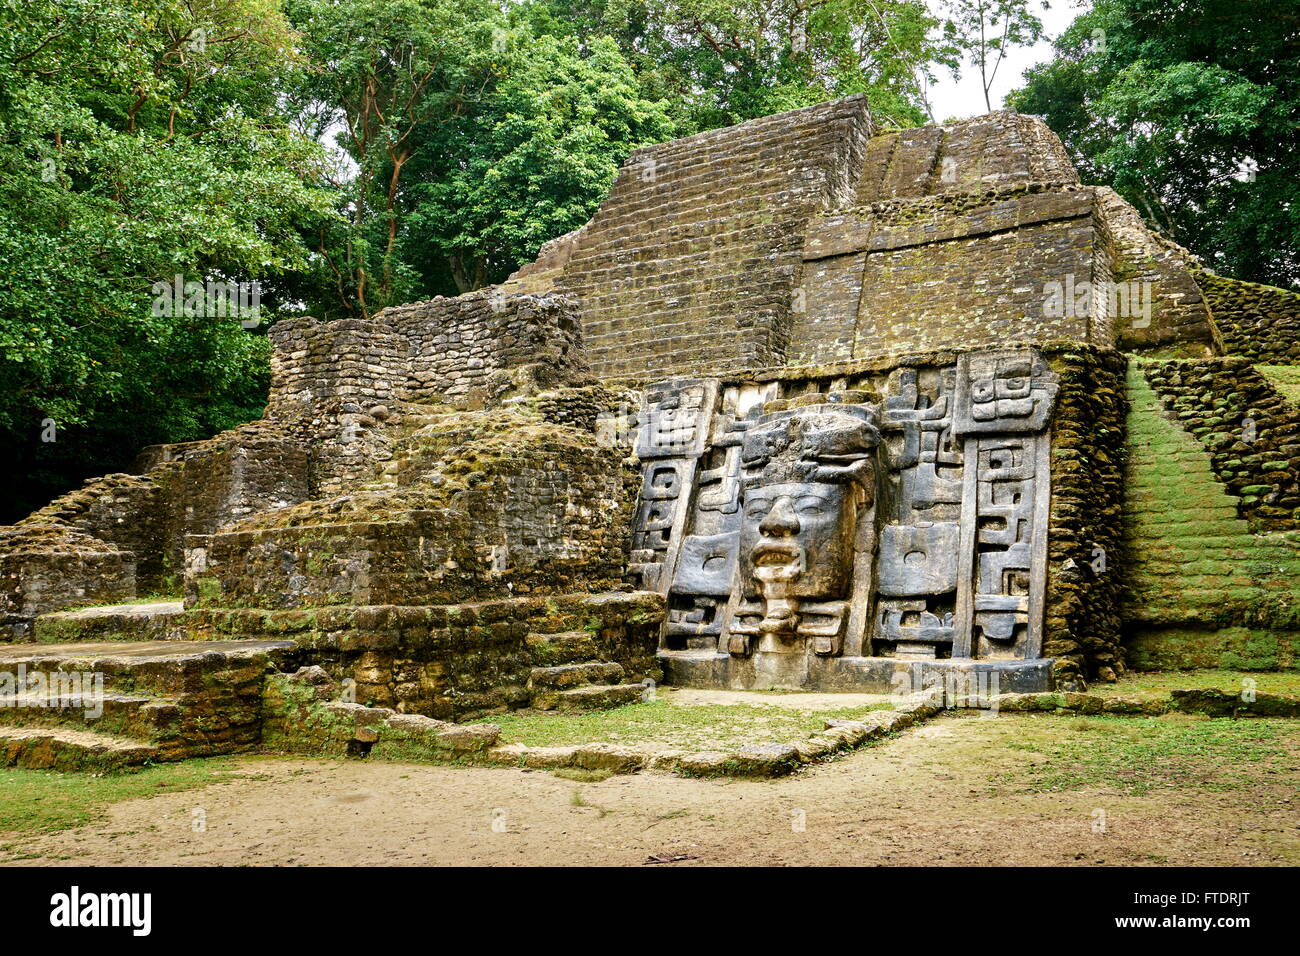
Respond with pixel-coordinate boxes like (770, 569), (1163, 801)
(752, 541), (803, 576)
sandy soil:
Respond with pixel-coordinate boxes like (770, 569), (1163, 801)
(6, 711), (1296, 867)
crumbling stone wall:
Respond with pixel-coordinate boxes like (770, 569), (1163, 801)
(547, 95), (874, 380)
(264, 295), (590, 498)
(0, 525), (135, 640)
(267, 317), (409, 416)
(1141, 358), (1300, 532)
(1196, 271), (1300, 364)
(534, 383), (636, 435)
(185, 412), (634, 609)
(793, 185), (1115, 365)
(854, 110), (1078, 203)
(1043, 349), (1129, 685)
(17, 473), (164, 584)
(179, 592), (663, 719)
(1095, 188), (1217, 354)
(17, 424), (310, 594)
(381, 291), (586, 407)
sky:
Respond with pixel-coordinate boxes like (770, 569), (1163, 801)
(923, 0), (1087, 122)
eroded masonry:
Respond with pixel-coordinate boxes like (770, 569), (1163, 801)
(2, 96), (1298, 768)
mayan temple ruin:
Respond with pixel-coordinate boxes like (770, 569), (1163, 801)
(2, 95), (1298, 774)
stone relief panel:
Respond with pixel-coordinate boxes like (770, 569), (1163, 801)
(629, 349), (1058, 667)
(728, 404), (880, 658)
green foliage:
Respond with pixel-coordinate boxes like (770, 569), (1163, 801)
(525, 0), (955, 132)
(1009, 0), (1300, 289)
(0, 0), (334, 519)
(940, 0), (1047, 113)
(402, 31), (674, 293)
(1000, 714), (1298, 795)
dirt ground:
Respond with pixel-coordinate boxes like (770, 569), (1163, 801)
(5, 711), (1297, 866)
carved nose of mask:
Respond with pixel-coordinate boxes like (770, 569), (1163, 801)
(759, 497), (800, 536)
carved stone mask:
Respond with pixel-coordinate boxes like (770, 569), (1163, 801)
(737, 405), (880, 636)
(741, 482), (857, 599)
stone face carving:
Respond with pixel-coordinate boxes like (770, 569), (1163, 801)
(729, 405), (880, 657)
(630, 348), (1058, 680)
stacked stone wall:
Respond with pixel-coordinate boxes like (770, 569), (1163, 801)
(791, 185), (1115, 366)
(1095, 188), (1216, 354)
(179, 592), (664, 719)
(1043, 349), (1129, 685)
(381, 291), (586, 406)
(0, 525), (135, 640)
(854, 111), (1079, 204)
(1196, 271), (1300, 364)
(552, 95), (874, 381)
(185, 418), (633, 610)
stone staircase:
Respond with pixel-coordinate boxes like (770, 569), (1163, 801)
(1124, 364), (1300, 623)
(1122, 364), (1300, 667)
(525, 631), (646, 711)
(0, 639), (292, 771)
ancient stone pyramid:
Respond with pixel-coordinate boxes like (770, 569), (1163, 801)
(2, 96), (1297, 769)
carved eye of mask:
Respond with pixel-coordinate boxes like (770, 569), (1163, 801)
(744, 498), (772, 518)
(796, 496), (828, 517)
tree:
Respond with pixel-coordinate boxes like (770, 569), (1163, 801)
(0, 0), (334, 520)
(1008, 0), (1300, 289)
(525, 0), (957, 131)
(942, 0), (1048, 113)
(285, 0), (503, 316)
(288, 2), (674, 303)
(401, 32), (674, 293)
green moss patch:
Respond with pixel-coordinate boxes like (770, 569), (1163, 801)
(1257, 365), (1300, 405)
(1092, 668), (1300, 699)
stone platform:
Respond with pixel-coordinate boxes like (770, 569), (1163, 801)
(0, 639), (294, 770)
(658, 650), (1055, 696)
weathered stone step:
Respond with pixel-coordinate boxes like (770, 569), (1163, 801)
(0, 686), (180, 742)
(0, 640), (289, 764)
(0, 726), (160, 772)
(539, 683), (645, 713)
(34, 600), (185, 643)
(525, 631), (599, 666)
(0, 640), (294, 697)
(528, 661), (624, 692)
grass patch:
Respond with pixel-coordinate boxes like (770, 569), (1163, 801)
(1095, 669), (1300, 699)
(490, 699), (894, 751)
(553, 767), (614, 783)
(0, 757), (237, 851)
(997, 714), (1300, 796)
(1257, 365), (1300, 405)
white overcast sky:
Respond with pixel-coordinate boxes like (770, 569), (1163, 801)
(923, 0), (1088, 122)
